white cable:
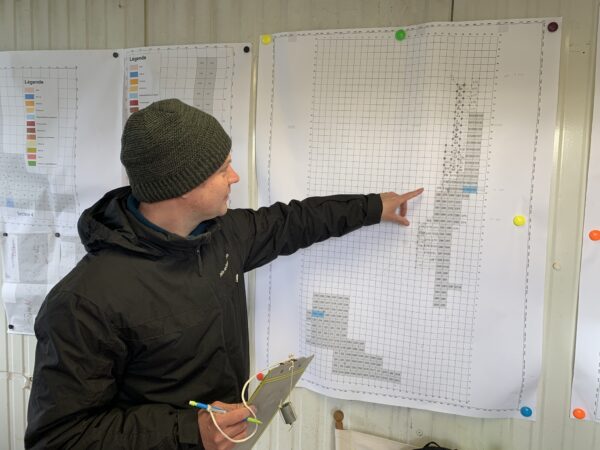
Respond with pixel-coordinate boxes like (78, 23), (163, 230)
(209, 359), (284, 444)
(208, 407), (257, 444)
(287, 359), (294, 401)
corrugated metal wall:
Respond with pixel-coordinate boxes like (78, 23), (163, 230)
(0, 0), (598, 449)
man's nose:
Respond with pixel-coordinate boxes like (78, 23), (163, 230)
(228, 166), (240, 184)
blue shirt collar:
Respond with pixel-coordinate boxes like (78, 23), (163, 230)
(126, 194), (209, 237)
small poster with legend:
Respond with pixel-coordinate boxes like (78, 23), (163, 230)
(0, 43), (252, 334)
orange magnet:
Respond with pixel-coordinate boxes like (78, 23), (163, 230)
(572, 408), (586, 420)
(589, 230), (600, 241)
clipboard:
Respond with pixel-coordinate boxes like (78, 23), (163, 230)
(235, 355), (314, 450)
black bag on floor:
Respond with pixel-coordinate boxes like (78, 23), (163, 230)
(416, 442), (457, 450)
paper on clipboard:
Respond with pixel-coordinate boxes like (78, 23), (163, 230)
(236, 355), (313, 450)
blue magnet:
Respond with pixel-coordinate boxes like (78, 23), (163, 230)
(520, 406), (532, 417)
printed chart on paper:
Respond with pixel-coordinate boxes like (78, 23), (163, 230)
(0, 51), (123, 334)
(123, 45), (252, 208)
(255, 20), (561, 418)
(570, 9), (600, 423)
(0, 46), (252, 335)
(0, 68), (84, 325)
(0, 67), (78, 231)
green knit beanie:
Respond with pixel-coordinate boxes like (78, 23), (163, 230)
(120, 99), (232, 202)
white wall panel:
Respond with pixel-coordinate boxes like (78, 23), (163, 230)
(0, 0), (599, 448)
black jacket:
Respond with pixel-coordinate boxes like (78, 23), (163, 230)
(25, 186), (382, 449)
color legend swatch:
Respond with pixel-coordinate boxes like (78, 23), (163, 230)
(123, 46), (233, 128)
(22, 78), (59, 168)
(128, 66), (139, 113)
(24, 87), (37, 166)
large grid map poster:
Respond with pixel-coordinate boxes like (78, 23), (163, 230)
(255, 19), (561, 419)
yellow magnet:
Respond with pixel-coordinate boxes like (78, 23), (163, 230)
(261, 34), (273, 45)
(513, 215), (526, 227)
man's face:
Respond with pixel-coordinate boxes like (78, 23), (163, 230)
(182, 153), (240, 221)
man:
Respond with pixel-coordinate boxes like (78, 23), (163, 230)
(25, 99), (423, 449)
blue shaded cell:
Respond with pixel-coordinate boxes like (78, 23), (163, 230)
(130, 72), (138, 77)
(129, 93), (138, 99)
(463, 185), (478, 194)
(311, 310), (325, 318)
(24, 94), (34, 99)
(27, 114), (35, 120)
(6, 197), (14, 208)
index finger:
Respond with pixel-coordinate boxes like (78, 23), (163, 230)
(214, 406), (253, 427)
(399, 187), (424, 201)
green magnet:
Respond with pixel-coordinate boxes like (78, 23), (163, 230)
(395, 29), (406, 41)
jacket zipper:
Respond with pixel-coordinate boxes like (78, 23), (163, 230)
(196, 247), (203, 275)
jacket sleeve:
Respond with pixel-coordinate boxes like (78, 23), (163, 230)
(25, 289), (200, 450)
(226, 193), (382, 272)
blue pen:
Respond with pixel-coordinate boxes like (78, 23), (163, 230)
(189, 400), (227, 413)
(189, 400), (262, 424)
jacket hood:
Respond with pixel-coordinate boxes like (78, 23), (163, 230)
(77, 186), (215, 256)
